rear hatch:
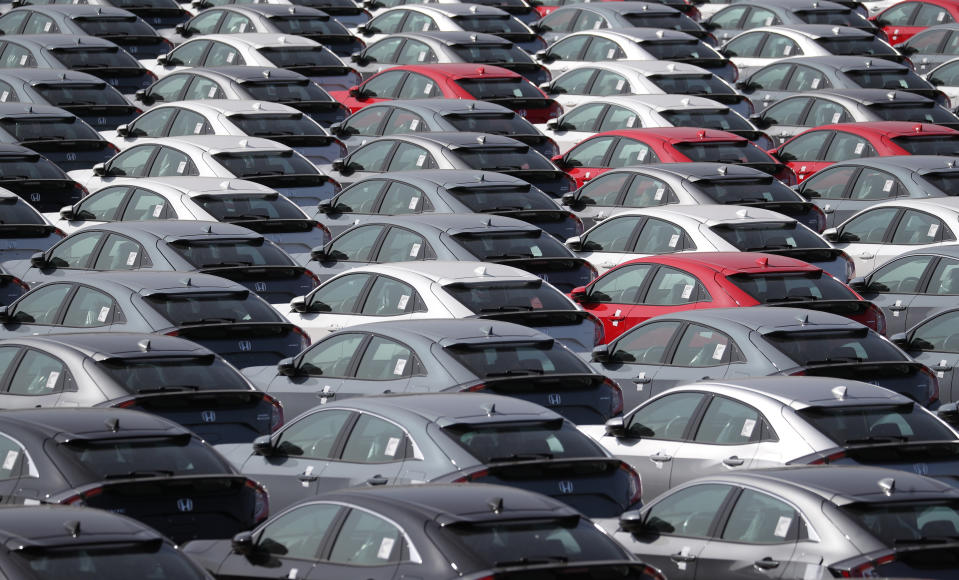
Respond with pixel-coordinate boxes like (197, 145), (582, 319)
(169, 322), (309, 368)
(758, 247), (850, 281)
(789, 361), (938, 408)
(790, 441), (959, 486)
(490, 62), (550, 86)
(476, 309), (598, 356)
(0, 224), (61, 262)
(55, 105), (140, 132)
(496, 169), (575, 199)
(760, 299), (882, 333)
(478, 561), (665, 580)
(196, 265), (317, 305)
(495, 257), (596, 293)
(0, 271), (26, 306)
(53, 57), (154, 96)
(487, 210), (581, 241)
(20, 140), (114, 173)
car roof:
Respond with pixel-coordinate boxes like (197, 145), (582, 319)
(598, 94), (729, 111)
(0, 102), (77, 118)
(371, 99), (515, 115)
(0, 332), (217, 359)
(815, 88), (933, 105)
(573, 1), (680, 14)
(678, 376), (912, 409)
(730, 0), (850, 9)
(219, 4), (330, 17)
(129, 135), (291, 153)
(571, 27), (696, 41)
(188, 33), (319, 48)
(897, 243), (959, 260)
(0, 407), (189, 438)
(348, 317), (551, 343)
(346, 260), (541, 285)
(824, 154), (959, 173)
(384, 131), (526, 148)
(58, 270), (249, 292)
(630, 251), (817, 274)
(0, 69), (107, 84)
(394, 3), (510, 16)
(394, 30), (514, 45)
(801, 121), (959, 137)
(379, 63), (520, 79)
(86, 219), (260, 239)
(759, 55), (908, 71)
(1, 33), (124, 49)
(559, 61), (714, 76)
(354, 169), (529, 189)
(594, 127), (745, 142)
(868, 196), (959, 212)
(182, 66), (311, 82)
(610, 203), (795, 225)
(747, 24), (873, 38)
(326, 392), (563, 425)
(0, 505), (165, 544)
(94, 176), (278, 196)
(643, 161), (774, 178)
(153, 99), (300, 115)
(14, 4), (137, 17)
(651, 305), (861, 331)
(357, 212), (540, 233)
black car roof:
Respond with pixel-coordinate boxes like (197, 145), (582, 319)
(0, 408), (189, 438)
(0, 332), (216, 359)
(0, 505), (165, 544)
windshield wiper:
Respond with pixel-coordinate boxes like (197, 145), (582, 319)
(488, 452), (554, 462)
(495, 557), (569, 567)
(845, 435), (909, 444)
(177, 317), (236, 325)
(804, 357), (862, 364)
(483, 253), (534, 259)
(135, 385), (200, 393)
(765, 295), (819, 302)
(486, 368), (545, 377)
(103, 470), (175, 480)
(478, 305), (534, 312)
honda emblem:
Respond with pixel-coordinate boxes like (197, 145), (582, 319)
(30, 193), (41, 202)
(201, 410), (216, 423)
(558, 480), (574, 494)
(66, 152), (77, 161)
(547, 393), (561, 406)
(254, 281), (267, 292)
(176, 498), (194, 512)
(238, 340), (253, 352)
(914, 462), (929, 475)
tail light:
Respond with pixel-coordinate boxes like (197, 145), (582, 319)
(304, 266), (321, 288)
(161, 39), (175, 52)
(569, 211), (585, 235)
(919, 365), (940, 406)
(452, 468), (487, 482)
(292, 325), (311, 349)
(463, 383), (488, 393)
(904, 57), (914, 70)
(545, 137), (561, 158)
(586, 312), (604, 345)
(864, 303), (886, 335)
(777, 165), (798, 186)
(706, 32), (718, 46)
(790, 370), (806, 376)
(809, 450), (846, 464)
(730, 62), (739, 82)
(743, 97), (755, 116)
(538, 64), (552, 82)
(832, 552), (897, 577)
(62, 486), (104, 506)
(333, 137), (348, 158)
(144, 70), (158, 86)
(840, 251), (855, 281)
(74, 183), (90, 197)
(11, 277), (29, 292)
(52, 227), (67, 239)
(361, 8), (373, 17)
(246, 479), (269, 524)
(935, 90), (951, 108)
(107, 143), (120, 155)
(620, 462), (642, 507)
(347, 68), (363, 86)
(315, 221), (332, 245)
(605, 377), (623, 416)
(113, 399), (137, 408)
(810, 204), (827, 233)
(547, 100), (563, 119)
(165, 330), (179, 337)
(264, 393), (284, 432)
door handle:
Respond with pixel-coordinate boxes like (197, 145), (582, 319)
(670, 553), (696, 563)
(633, 376), (651, 384)
(723, 456), (745, 467)
(650, 453), (672, 463)
(297, 473), (318, 482)
(934, 364), (954, 372)
(889, 304), (907, 311)
(754, 558), (780, 570)
(367, 475), (388, 486)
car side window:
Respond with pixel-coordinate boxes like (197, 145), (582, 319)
(721, 489), (802, 543)
(645, 483), (734, 537)
(256, 503), (343, 559)
(612, 320), (683, 365)
(147, 75), (191, 103)
(387, 143), (436, 170)
(396, 39), (436, 64)
(221, 12), (255, 33)
(633, 218), (691, 254)
(0, 11), (29, 34)
(397, 73), (442, 99)
(583, 37), (624, 61)
(348, 141), (395, 172)
(203, 41), (244, 66)
(23, 14), (58, 34)
(340, 413), (409, 461)
(824, 133), (876, 162)
(7, 349), (70, 396)
(364, 38), (403, 64)
(759, 34), (801, 58)
(185, 10), (223, 34)
(363, 71), (407, 99)
(850, 168), (902, 200)
(560, 103), (605, 132)
(643, 267), (708, 306)
(328, 509), (408, 566)
(93, 234), (148, 271)
(778, 131), (830, 162)
(334, 181), (387, 214)
(11, 284), (72, 325)
(577, 171), (629, 205)
(800, 165), (857, 200)
(694, 396), (765, 445)
(310, 274), (372, 313)
(401, 12), (437, 32)
(0, 80), (17, 102)
(588, 263), (654, 304)
(867, 255), (933, 293)
(600, 105), (639, 131)
(75, 187), (130, 221)
(915, 3), (953, 26)
(149, 147), (197, 177)
(670, 324), (739, 367)
(382, 110), (427, 135)
(748, 64), (791, 90)
(355, 337), (418, 380)
(368, 10), (406, 34)
(929, 60), (959, 85)
(745, 7), (779, 27)
(905, 29), (949, 53)
(911, 310), (959, 351)
(880, 1), (918, 24)
(50, 231), (103, 269)
(552, 68), (595, 95)
(709, 6), (748, 28)
(359, 276), (415, 316)
(628, 392), (705, 439)
(107, 146), (156, 177)
(0, 432), (27, 480)
(342, 107), (389, 137)
(549, 35), (590, 60)
(122, 188), (176, 220)
(168, 110), (214, 136)
(839, 207), (900, 243)
(168, 40), (210, 66)
(378, 183), (428, 215)
(183, 77), (226, 100)
(927, 258), (959, 295)
(540, 9), (578, 32)
(329, 225), (384, 262)
(276, 408), (354, 457)
(723, 32), (764, 57)
(129, 108), (176, 137)
(805, 99), (851, 127)
(582, 215), (642, 252)
(761, 98), (809, 126)
(786, 65), (829, 91)
(576, 10), (607, 31)
(610, 138), (658, 167)
(592, 73), (629, 97)
(891, 210), (952, 244)
(567, 136), (615, 167)
(0, 43), (37, 68)
(61, 286), (118, 327)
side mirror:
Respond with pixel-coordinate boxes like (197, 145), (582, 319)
(735, 80), (755, 92)
(546, 118), (560, 131)
(356, 24), (368, 35)
(277, 356), (300, 376)
(604, 416), (626, 437)
(350, 53), (369, 66)
(847, 276), (867, 292)
(174, 23), (186, 34)
(231, 531), (256, 555)
(889, 332), (908, 348)
(539, 81), (551, 92)
(591, 344), (610, 363)
(551, 153), (566, 169)
(156, 53), (169, 66)
(331, 158), (346, 172)
(347, 85), (361, 98)
(92, 163), (107, 177)
(59, 205), (77, 220)
(937, 402), (959, 424)
(252, 434), (274, 456)
(560, 192), (575, 206)
(898, 44), (918, 56)
(822, 227), (839, 242)
(569, 285), (588, 303)
(700, 20), (718, 31)
(0, 306), (9, 324)
(29, 252), (49, 269)
(564, 235), (582, 251)
(290, 295), (309, 312)
(317, 199), (334, 214)
(749, 114), (770, 130)
(619, 510), (646, 534)
(115, 124), (130, 137)
(534, 49), (550, 62)
(134, 89), (152, 105)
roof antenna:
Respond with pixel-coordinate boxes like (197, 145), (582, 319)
(64, 521), (81, 538)
(105, 418), (119, 433)
(488, 497), (503, 513)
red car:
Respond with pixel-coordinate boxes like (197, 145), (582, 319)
(569, 252), (885, 343)
(553, 128), (796, 188)
(329, 64), (562, 124)
(770, 121), (959, 182)
(872, 0), (959, 44)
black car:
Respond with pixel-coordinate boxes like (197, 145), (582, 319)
(0, 144), (89, 215)
(0, 187), (63, 267)
(0, 103), (118, 173)
(182, 483), (665, 580)
(0, 407), (269, 543)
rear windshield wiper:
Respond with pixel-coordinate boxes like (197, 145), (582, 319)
(804, 357), (862, 364)
(486, 369), (545, 377)
(478, 306), (534, 312)
(488, 452), (554, 461)
(765, 295), (819, 302)
(135, 386), (201, 394)
(495, 557), (569, 566)
(483, 253), (534, 259)
(844, 435), (909, 444)
(177, 317), (236, 325)
(103, 470), (175, 479)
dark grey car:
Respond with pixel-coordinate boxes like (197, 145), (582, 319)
(0, 188), (63, 270)
(531, 2), (710, 44)
(704, 0), (880, 44)
(0, 102), (117, 173)
(897, 22), (959, 73)
(0, 144), (88, 216)
(893, 305), (959, 411)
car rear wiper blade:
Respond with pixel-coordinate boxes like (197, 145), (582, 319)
(495, 557), (569, 567)
(135, 385), (200, 393)
(804, 357), (862, 364)
(488, 452), (554, 462)
(485, 368), (545, 377)
(199, 261), (253, 267)
(765, 295), (819, 302)
(178, 317), (237, 324)
(103, 470), (175, 480)
(483, 253), (534, 259)
(745, 244), (792, 251)
(478, 305), (534, 312)
(845, 435), (909, 444)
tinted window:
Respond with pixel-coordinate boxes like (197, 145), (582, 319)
(212, 151), (318, 177)
(628, 392), (704, 439)
(454, 78), (542, 99)
(61, 437), (226, 478)
(798, 403), (955, 444)
(710, 222), (828, 251)
(765, 329), (907, 364)
(721, 489), (800, 543)
(276, 408), (353, 457)
(839, 501), (959, 545)
(670, 324), (737, 367)
(300, 334), (364, 378)
(446, 519), (628, 564)
(727, 271), (854, 303)
(143, 292), (283, 324)
(256, 503), (341, 559)
(588, 264), (653, 304)
(444, 281), (572, 312)
(328, 510), (406, 565)
(7, 349), (69, 395)
(167, 239), (293, 268)
(612, 320), (682, 365)
(694, 396), (762, 444)
(445, 342), (588, 377)
(444, 420), (602, 462)
(672, 140), (774, 163)
(645, 484), (732, 537)
(97, 356), (249, 393)
(12, 543), (209, 580)
(452, 230), (570, 259)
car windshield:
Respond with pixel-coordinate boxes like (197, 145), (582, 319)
(920, 171), (959, 194)
(0, 154), (66, 179)
(166, 238), (294, 268)
(0, 198), (45, 224)
(447, 184), (555, 211)
(454, 77), (543, 99)
(641, 40), (722, 61)
(839, 500), (959, 545)
(445, 519), (629, 564)
(865, 103), (958, 124)
(450, 44), (532, 64)
(659, 108), (752, 131)
(443, 280), (573, 313)
(445, 341), (589, 377)
(50, 46), (142, 69)
(143, 291), (284, 325)
(726, 271), (854, 303)
(12, 543), (208, 580)
(97, 356), (250, 393)
(710, 222), (829, 250)
(673, 140), (774, 163)
(60, 436), (228, 480)
(845, 69), (928, 90)
(444, 420), (602, 461)
(192, 193), (306, 220)
(443, 112), (537, 135)
(764, 329), (907, 365)
(816, 36), (898, 56)
(451, 15), (529, 34)
(648, 74), (735, 95)
(269, 15), (345, 35)
(0, 117), (100, 141)
(33, 83), (130, 107)
(257, 47), (342, 67)
(73, 16), (158, 36)
(797, 403), (956, 445)
(227, 113), (325, 137)
(454, 147), (554, 170)
(242, 79), (334, 102)
(452, 229), (570, 259)
(694, 177), (800, 203)
(212, 150), (319, 177)
(890, 135), (959, 155)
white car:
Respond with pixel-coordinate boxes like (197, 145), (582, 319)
(539, 60), (751, 116)
(100, 99), (346, 170)
(52, 176), (328, 264)
(824, 197), (959, 275)
(283, 260), (600, 355)
(140, 33), (362, 91)
(720, 24), (904, 79)
(534, 94), (769, 153)
(67, 135), (339, 209)
(566, 204), (836, 274)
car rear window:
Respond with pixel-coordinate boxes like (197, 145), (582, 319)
(61, 436), (229, 479)
(797, 9), (866, 27)
(33, 82), (130, 107)
(443, 420), (603, 462)
(710, 222), (829, 250)
(212, 150), (319, 178)
(815, 36), (898, 56)
(0, 197), (46, 224)
(865, 103), (958, 125)
(845, 69), (928, 90)
(227, 113), (325, 137)
(97, 356), (251, 393)
(450, 44), (531, 64)
(622, 13), (693, 29)
(166, 238), (294, 268)
(445, 341), (589, 377)
(50, 46), (142, 69)
(445, 519), (629, 565)
(726, 271), (854, 303)
(920, 171), (959, 194)
(452, 229), (571, 259)
(269, 15), (344, 35)
(839, 500), (959, 545)
(659, 108), (752, 131)
(453, 147), (554, 171)
(640, 40), (722, 61)
(890, 135), (959, 155)
(648, 74), (735, 95)
(453, 77), (542, 99)
(242, 80), (334, 102)
(443, 280), (573, 313)
(764, 329), (907, 365)
(450, 14), (529, 34)
(192, 193), (306, 220)
(12, 543), (209, 580)
(73, 16), (158, 36)
(0, 154), (67, 179)
(443, 112), (537, 135)
(143, 291), (284, 325)
(446, 184), (555, 211)
(694, 177), (801, 203)
(257, 47), (342, 67)
(797, 403), (956, 445)
(673, 140), (774, 163)
(0, 116), (100, 141)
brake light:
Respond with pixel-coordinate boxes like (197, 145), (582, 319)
(547, 100), (563, 120)
(620, 462), (642, 507)
(62, 486), (104, 506)
(264, 393), (284, 432)
(865, 303), (886, 335)
(246, 479), (270, 524)
(810, 204), (827, 233)
(452, 468), (488, 483)
(834, 552), (897, 577)
(730, 62), (739, 82)
(606, 377), (623, 416)
(570, 212), (585, 236)
(809, 450), (846, 464)
(292, 325), (311, 349)
(545, 137), (561, 158)
(315, 221), (332, 245)
(840, 251), (855, 281)
(347, 68), (363, 86)
(919, 365), (940, 406)
(303, 266), (321, 288)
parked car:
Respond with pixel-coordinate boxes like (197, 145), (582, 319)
(895, 22), (959, 72)
(530, 2), (710, 44)
(872, 0), (959, 44)
(893, 304), (959, 409)
(0, 144), (88, 219)
(10, 0), (193, 30)
(0, 103), (118, 173)
(705, 0), (881, 43)
(0, 187), (63, 271)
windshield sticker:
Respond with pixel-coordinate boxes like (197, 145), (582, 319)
(45, 371), (60, 389)
(774, 516), (793, 537)
(2, 451), (17, 471)
(409, 243), (421, 257)
(712, 343), (726, 360)
(681, 284), (693, 299)
(126, 251), (138, 266)
(741, 417), (755, 436)
(393, 359), (407, 376)
(98, 306), (111, 322)
(378, 537), (395, 559)
(397, 294), (410, 309)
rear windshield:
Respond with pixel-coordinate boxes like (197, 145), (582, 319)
(452, 230), (571, 259)
(50, 47), (142, 69)
(450, 44), (532, 64)
(694, 177), (800, 203)
(839, 501), (959, 546)
(920, 171), (959, 194)
(269, 15), (345, 35)
(444, 112), (537, 135)
(97, 356), (250, 393)
(143, 291), (284, 325)
(726, 271), (854, 303)
(641, 40), (722, 61)
(660, 108), (752, 131)
(107, 0), (181, 7)
(891, 135), (959, 156)
(450, 15), (528, 34)
(622, 13), (693, 29)
(649, 74), (735, 95)
(227, 113), (325, 137)
(710, 222), (829, 250)
(447, 185), (554, 211)
(797, 9), (868, 27)
(443, 420), (603, 462)
(845, 69), (928, 90)
(454, 147), (554, 171)
(257, 47), (341, 67)
(242, 80), (334, 102)
(0, 117), (100, 141)
(166, 239), (294, 268)
(454, 77), (543, 100)
(0, 198), (44, 224)
(61, 436), (228, 480)
(673, 141), (774, 163)
(33, 83), (130, 107)
(12, 543), (208, 580)
(445, 341), (589, 377)
(797, 404), (956, 445)
(443, 280), (573, 313)
(73, 16), (158, 36)
(193, 194), (306, 220)
(865, 103), (958, 125)
(446, 519), (629, 565)
(764, 329), (907, 365)
(815, 37), (897, 56)
(212, 151), (319, 177)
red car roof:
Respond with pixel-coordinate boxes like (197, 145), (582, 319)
(384, 63), (522, 79)
(589, 128), (747, 144)
(617, 252), (822, 275)
(804, 121), (959, 138)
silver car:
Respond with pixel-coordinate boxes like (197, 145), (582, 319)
(896, 22), (959, 73)
(530, 2), (709, 44)
(894, 304), (959, 411)
(704, 0), (880, 44)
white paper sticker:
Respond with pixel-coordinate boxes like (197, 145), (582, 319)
(415, 154), (426, 167)
(301, 465), (313, 486)
(288, 568), (298, 579)
(409, 119), (420, 130)
(45, 371), (60, 389)
(226, 52), (236, 63)
(0, 92), (7, 103)
(409, 242), (421, 257)
(193, 122), (204, 134)
(43, 21), (53, 32)
(938, 10), (946, 20)
(607, 48), (616, 58)
(678, 547), (690, 570)
(783, 45), (792, 56)
(19, 55), (27, 66)
(654, 188), (665, 200)
(764, 17), (774, 25)
(421, 21), (430, 30)
(831, 112), (841, 123)
(708, 343), (724, 361)
(176, 161), (186, 174)
(699, 330), (714, 338)
(637, 149), (648, 161)
(377, 537), (395, 559)
(883, 179), (894, 192)
(531, 245), (542, 256)
(740, 417), (755, 436)
(397, 294), (410, 309)
(786, 236), (796, 246)
(121, 251), (137, 267)
(637, 372), (645, 391)
(385, 436), (400, 456)
(774, 516), (792, 537)
(393, 359), (407, 376)
(669, 234), (680, 248)
(153, 204), (164, 217)
(681, 284), (693, 299)
(97, 306), (111, 322)
(417, 51), (427, 62)
(626, 115), (636, 127)
(929, 223), (940, 237)
(424, 82), (434, 94)
(239, 22), (248, 32)
(811, 78), (821, 89)
(2, 450), (17, 471)
(616, 79), (625, 90)
(208, 86), (218, 98)
(614, 309), (622, 317)
(854, 142), (864, 154)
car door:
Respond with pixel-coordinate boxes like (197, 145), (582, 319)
(907, 256), (959, 330)
(341, 70), (408, 113)
(830, 206), (901, 275)
(1, 283), (75, 337)
(562, 135), (617, 187)
(877, 1), (920, 45)
(319, 179), (391, 237)
(593, 319), (685, 409)
(797, 164), (858, 227)
(880, 209), (955, 270)
(722, 31), (769, 78)
(774, 129), (833, 182)
(546, 102), (606, 154)
(338, 334), (418, 400)
(0, 347), (74, 409)
(624, 218), (694, 268)
(334, 139), (398, 186)
(573, 214), (644, 273)
(757, 97), (811, 145)
(839, 166), (904, 224)
(0, 430), (30, 503)
(651, 322), (742, 395)
(630, 266), (712, 330)
(25, 230), (103, 284)
(335, 106), (391, 151)
(309, 224), (386, 282)
(350, 274), (425, 327)
(740, 63), (794, 108)
(577, 262), (656, 341)
(263, 332), (362, 416)
(564, 170), (630, 227)
(316, 412), (409, 494)
(294, 272), (374, 338)
(857, 254), (935, 335)
(903, 309), (959, 403)
(545, 67), (597, 109)
(370, 227), (435, 273)
(313, 506), (408, 580)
